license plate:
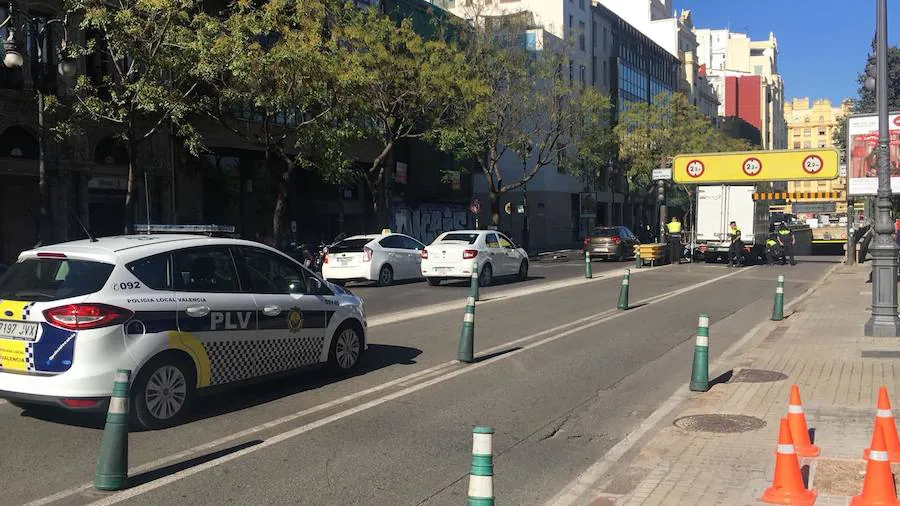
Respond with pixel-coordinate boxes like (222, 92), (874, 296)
(0, 320), (40, 341)
(433, 267), (452, 272)
(594, 247), (608, 252)
(337, 257), (351, 265)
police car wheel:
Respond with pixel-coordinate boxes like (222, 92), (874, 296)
(517, 260), (528, 281)
(478, 263), (493, 287)
(377, 265), (394, 287)
(329, 323), (363, 373)
(132, 355), (196, 429)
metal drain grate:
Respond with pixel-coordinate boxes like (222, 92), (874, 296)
(730, 369), (788, 383)
(673, 414), (766, 433)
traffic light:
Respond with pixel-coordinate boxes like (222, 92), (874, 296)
(866, 55), (877, 91)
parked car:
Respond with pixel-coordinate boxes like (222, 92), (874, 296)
(421, 230), (528, 287)
(321, 232), (426, 286)
(584, 226), (640, 261)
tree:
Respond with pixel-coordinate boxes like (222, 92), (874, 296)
(192, 0), (357, 244)
(63, 0), (203, 233)
(339, 4), (476, 228)
(615, 92), (749, 228)
(833, 44), (900, 151)
(437, 12), (605, 228)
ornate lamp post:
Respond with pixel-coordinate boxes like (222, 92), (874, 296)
(1, 2), (76, 246)
(864, 0), (900, 336)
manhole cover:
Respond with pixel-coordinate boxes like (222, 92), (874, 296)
(673, 414), (766, 433)
(731, 369), (788, 383)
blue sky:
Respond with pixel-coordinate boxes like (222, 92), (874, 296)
(679, 0), (898, 105)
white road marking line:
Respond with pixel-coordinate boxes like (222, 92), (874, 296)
(27, 307), (625, 506)
(544, 263), (839, 505)
(80, 267), (748, 506)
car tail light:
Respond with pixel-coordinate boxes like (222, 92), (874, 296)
(323, 254), (329, 264)
(421, 249), (429, 259)
(363, 247), (373, 262)
(583, 237), (590, 246)
(43, 303), (133, 331)
(611, 236), (622, 245)
(743, 246), (751, 253)
(463, 249), (478, 259)
(61, 398), (101, 408)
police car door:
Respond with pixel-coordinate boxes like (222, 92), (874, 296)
(236, 246), (331, 372)
(172, 246), (258, 387)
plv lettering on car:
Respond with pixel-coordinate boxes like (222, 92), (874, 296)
(210, 311), (253, 331)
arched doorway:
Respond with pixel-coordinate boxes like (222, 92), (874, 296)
(0, 126), (39, 264)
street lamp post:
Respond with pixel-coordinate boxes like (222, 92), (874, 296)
(1, 3), (75, 246)
(864, 0), (900, 336)
(521, 141), (531, 253)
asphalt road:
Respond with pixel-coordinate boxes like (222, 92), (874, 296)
(0, 257), (838, 506)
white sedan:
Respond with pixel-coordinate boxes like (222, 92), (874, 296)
(420, 230), (529, 286)
(322, 233), (426, 286)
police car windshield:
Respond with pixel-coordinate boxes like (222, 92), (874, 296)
(440, 233), (479, 244)
(0, 258), (114, 301)
(330, 238), (371, 253)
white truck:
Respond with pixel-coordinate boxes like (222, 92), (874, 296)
(694, 185), (768, 264)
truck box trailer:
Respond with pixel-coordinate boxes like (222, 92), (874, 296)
(694, 185), (768, 263)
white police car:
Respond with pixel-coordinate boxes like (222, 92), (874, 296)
(0, 232), (367, 429)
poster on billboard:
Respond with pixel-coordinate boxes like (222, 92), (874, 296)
(847, 112), (900, 195)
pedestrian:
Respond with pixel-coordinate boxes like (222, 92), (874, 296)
(727, 221), (744, 267)
(765, 234), (781, 266)
(665, 216), (682, 264)
(776, 222), (797, 265)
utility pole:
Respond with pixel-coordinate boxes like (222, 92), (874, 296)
(864, 0), (900, 336)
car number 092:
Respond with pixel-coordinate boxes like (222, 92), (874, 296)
(112, 281), (141, 291)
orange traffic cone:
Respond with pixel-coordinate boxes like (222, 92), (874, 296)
(851, 425), (900, 506)
(864, 387), (900, 462)
(788, 384), (820, 458)
(761, 417), (817, 505)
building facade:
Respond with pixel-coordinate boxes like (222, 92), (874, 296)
(694, 28), (787, 150)
(784, 97), (853, 211)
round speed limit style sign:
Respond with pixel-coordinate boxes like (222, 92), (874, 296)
(685, 159), (705, 179)
(802, 155), (823, 174)
(742, 157), (762, 177)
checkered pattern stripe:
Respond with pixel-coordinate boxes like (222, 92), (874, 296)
(24, 343), (34, 370)
(203, 336), (327, 385)
(22, 303), (34, 320)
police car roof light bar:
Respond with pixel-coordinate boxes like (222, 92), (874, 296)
(133, 224), (237, 236)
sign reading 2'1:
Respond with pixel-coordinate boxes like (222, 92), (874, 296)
(742, 157), (762, 177)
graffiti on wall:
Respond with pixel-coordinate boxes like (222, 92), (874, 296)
(390, 202), (472, 244)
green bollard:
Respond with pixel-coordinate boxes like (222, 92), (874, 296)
(771, 275), (784, 321)
(458, 296), (476, 363)
(95, 369), (131, 491)
(469, 261), (480, 302)
(467, 426), (495, 506)
(617, 270), (630, 310)
(584, 250), (592, 279)
(689, 314), (710, 392)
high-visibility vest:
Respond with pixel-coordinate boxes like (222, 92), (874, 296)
(766, 239), (777, 247)
(777, 228), (791, 236)
(666, 221), (682, 233)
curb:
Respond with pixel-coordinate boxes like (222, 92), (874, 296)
(544, 262), (841, 506)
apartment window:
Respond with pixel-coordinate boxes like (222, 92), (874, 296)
(819, 115), (824, 122)
(803, 141), (811, 148)
(602, 61), (607, 86)
(603, 27), (608, 51)
(569, 60), (573, 82)
(793, 141), (801, 149)
(569, 15), (573, 28)
(753, 65), (763, 75)
(818, 128), (826, 136)
(579, 21), (585, 51)
(591, 56), (596, 85)
(817, 141), (827, 148)
(580, 65), (586, 88)
(793, 130), (800, 137)
(803, 128), (811, 136)
(592, 20), (597, 48)
(579, 0), (585, 9)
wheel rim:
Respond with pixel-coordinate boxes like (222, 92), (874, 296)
(335, 328), (361, 369)
(480, 265), (492, 285)
(380, 267), (392, 285)
(145, 365), (187, 420)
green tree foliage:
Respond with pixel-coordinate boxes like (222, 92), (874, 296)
(340, 5), (478, 227)
(192, 0), (358, 243)
(63, 0), (203, 233)
(833, 44), (900, 151)
(437, 12), (609, 228)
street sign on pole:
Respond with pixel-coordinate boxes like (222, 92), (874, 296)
(672, 149), (840, 184)
(652, 168), (672, 181)
(469, 199), (481, 214)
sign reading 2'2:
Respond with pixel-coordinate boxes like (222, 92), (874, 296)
(742, 157), (762, 177)
(803, 155), (823, 174)
(686, 160), (705, 178)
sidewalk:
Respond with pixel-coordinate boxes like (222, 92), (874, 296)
(550, 263), (899, 506)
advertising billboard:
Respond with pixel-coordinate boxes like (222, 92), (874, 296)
(847, 112), (900, 195)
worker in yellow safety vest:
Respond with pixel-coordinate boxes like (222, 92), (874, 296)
(665, 216), (682, 264)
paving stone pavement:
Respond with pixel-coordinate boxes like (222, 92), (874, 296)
(564, 264), (900, 506)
